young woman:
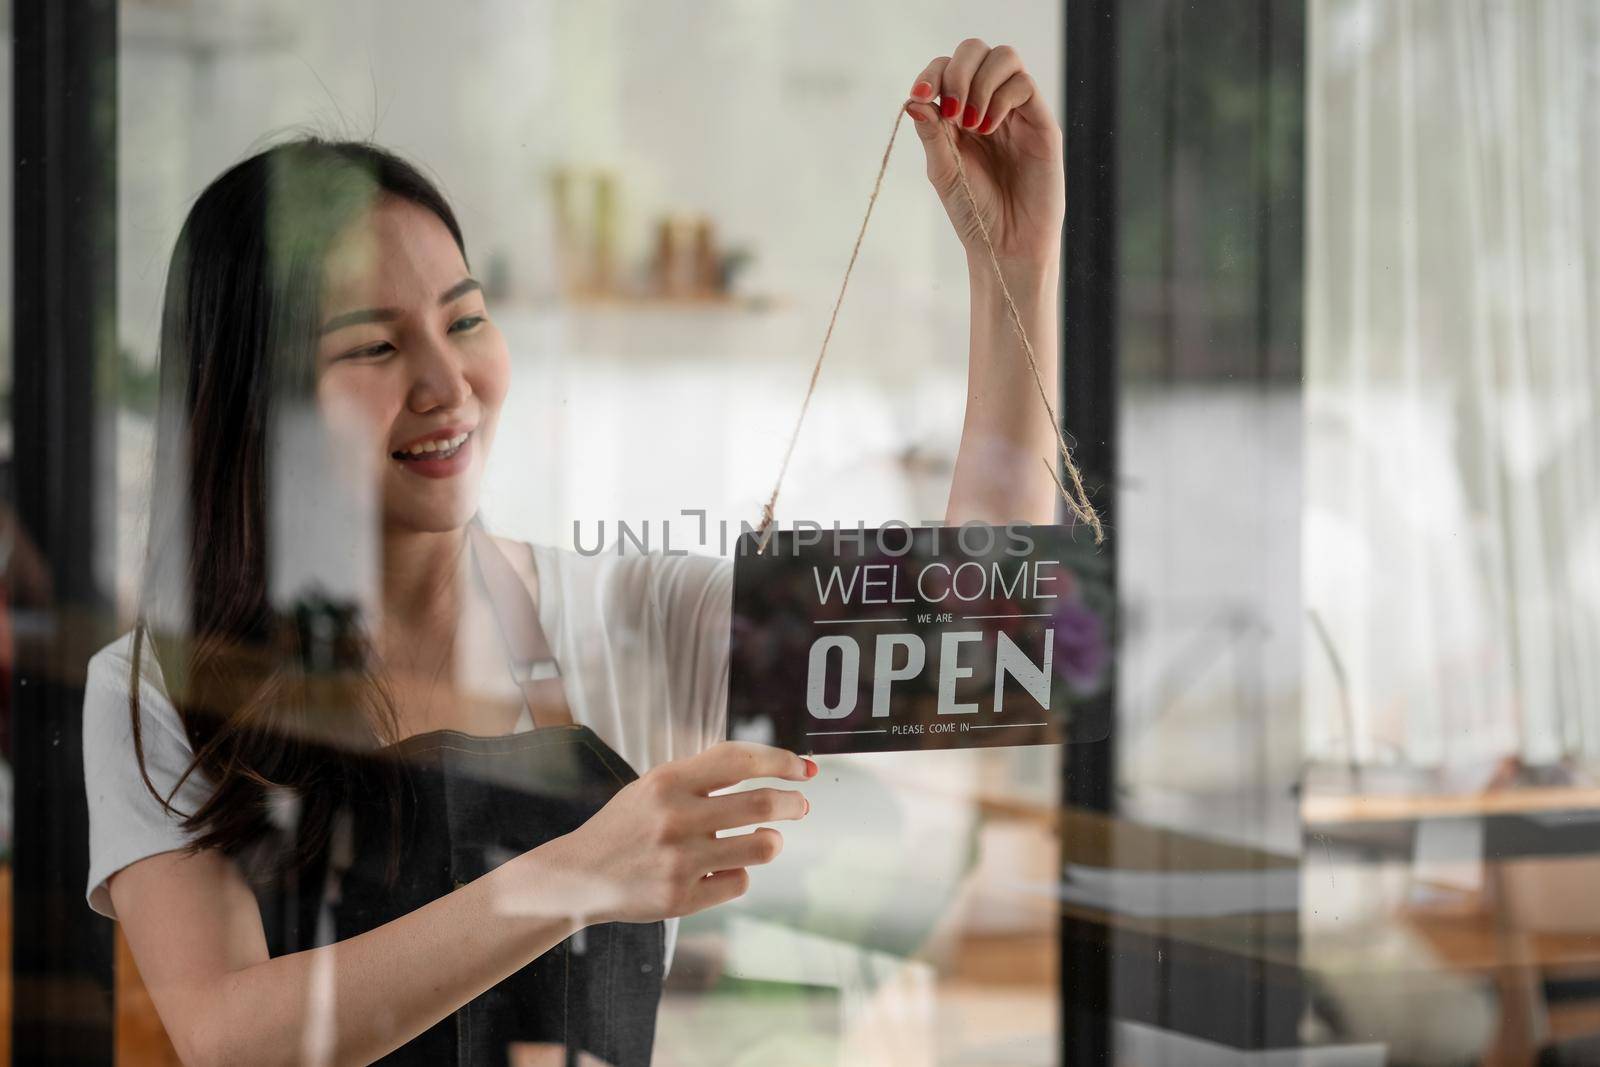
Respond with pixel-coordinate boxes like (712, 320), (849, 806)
(82, 41), (1067, 1066)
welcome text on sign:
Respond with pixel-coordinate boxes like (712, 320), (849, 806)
(812, 559), (1062, 606)
(806, 559), (1060, 721)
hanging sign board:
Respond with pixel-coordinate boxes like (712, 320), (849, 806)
(727, 523), (1111, 755)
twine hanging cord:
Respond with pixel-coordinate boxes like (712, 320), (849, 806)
(754, 103), (1104, 548)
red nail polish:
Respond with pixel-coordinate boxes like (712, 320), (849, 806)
(907, 108), (927, 123)
(940, 96), (960, 120)
(979, 114), (995, 134)
(962, 105), (979, 128)
(912, 80), (934, 99)
(802, 757), (818, 778)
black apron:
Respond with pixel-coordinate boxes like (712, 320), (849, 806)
(249, 521), (665, 1065)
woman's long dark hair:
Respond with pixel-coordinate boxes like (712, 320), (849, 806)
(131, 137), (470, 880)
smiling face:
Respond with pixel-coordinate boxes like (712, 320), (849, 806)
(314, 194), (509, 535)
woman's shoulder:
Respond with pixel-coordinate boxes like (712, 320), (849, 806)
(88, 628), (164, 682)
(83, 629), (187, 749)
(82, 630), (211, 920)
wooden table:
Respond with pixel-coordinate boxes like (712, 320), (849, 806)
(1306, 782), (1600, 1066)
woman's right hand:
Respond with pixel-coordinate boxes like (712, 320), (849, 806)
(549, 740), (816, 925)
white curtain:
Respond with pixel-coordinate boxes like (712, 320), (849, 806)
(1305, 0), (1600, 771)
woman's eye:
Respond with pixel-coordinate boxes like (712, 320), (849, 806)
(333, 317), (481, 362)
(344, 341), (394, 360)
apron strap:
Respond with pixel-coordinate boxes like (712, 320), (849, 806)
(467, 518), (575, 730)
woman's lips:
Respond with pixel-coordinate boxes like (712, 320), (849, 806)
(391, 431), (472, 479)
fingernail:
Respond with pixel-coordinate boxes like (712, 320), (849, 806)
(940, 96), (960, 120)
(962, 105), (979, 128)
(979, 114), (995, 134)
(912, 80), (934, 99)
(906, 105), (927, 123)
(801, 757), (818, 778)
(801, 795), (811, 816)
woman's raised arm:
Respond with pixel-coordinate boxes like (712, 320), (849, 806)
(903, 40), (1067, 526)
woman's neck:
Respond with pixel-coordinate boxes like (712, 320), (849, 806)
(374, 521), (524, 740)
(380, 524), (468, 631)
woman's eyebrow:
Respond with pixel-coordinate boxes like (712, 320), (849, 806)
(318, 277), (483, 335)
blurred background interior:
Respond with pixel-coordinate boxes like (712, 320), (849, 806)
(4, 0), (1600, 1064)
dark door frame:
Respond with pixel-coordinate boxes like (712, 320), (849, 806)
(1060, 0), (1307, 1061)
(1061, 2), (1120, 1062)
(11, 0), (120, 1061)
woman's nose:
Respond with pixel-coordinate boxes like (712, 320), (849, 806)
(406, 339), (471, 413)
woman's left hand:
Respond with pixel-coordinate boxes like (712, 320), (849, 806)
(905, 40), (1065, 271)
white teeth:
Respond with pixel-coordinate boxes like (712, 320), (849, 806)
(400, 431), (469, 458)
